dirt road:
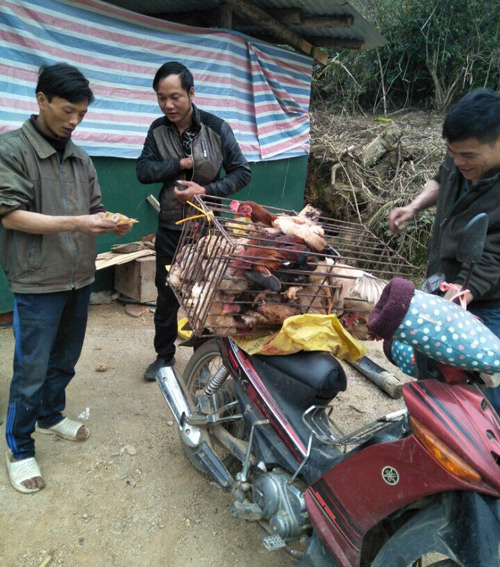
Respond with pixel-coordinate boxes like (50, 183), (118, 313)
(0, 302), (408, 567)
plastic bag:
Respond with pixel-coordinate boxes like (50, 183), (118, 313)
(233, 314), (368, 362)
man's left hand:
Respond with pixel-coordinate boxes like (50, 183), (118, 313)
(174, 180), (206, 203)
(443, 285), (473, 306)
(113, 222), (133, 237)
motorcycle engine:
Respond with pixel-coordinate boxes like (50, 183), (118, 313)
(252, 469), (308, 541)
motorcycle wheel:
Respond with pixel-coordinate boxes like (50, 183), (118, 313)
(180, 339), (245, 476)
(411, 560), (459, 567)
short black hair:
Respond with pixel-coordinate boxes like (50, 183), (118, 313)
(152, 62), (194, 93)
(443, 88), (500, 145)
(36, 63), (95, 104)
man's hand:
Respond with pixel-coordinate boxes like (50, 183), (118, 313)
(174, 180), (206, 203)
(388, 179), (440, 234)
(76, 214), (118, 236)
(443, 284), (473, 306)
(113, 222), (133, 237)
(388, 206), (417, 234)
(180, 157), (193, 170)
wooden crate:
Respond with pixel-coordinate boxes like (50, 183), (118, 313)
(114, 256), (157, 303)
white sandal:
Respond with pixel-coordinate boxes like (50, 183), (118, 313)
(37, 417), (90, 441)
(5, 451), (44, 494)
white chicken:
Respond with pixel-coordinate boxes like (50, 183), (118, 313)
(272, 205), (326, 252)
(328, 263), (388, 339)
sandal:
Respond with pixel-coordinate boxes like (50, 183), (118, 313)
(5, 451), (44, 494)
(37, 417), (90, 441)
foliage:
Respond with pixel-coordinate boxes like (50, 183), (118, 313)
(306, 110), (445, 271)
(313, 0), (500, 112)
(382, 209), (435, 269)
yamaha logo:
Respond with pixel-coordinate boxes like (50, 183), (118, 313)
(381, 466), (400, 485)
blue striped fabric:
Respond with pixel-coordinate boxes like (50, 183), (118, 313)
(0, 0), (313, 161)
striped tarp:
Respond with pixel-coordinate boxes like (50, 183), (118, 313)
(0, 0), (313, 161)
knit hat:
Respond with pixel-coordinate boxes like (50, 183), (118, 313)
(368, 277), (415, 339)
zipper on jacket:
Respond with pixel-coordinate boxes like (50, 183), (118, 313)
(59, 161), (77, 288)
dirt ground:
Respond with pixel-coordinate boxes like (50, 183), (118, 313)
(0, 301), (409, 567)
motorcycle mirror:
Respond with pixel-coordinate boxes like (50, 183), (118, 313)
(456, 213), (488, 264)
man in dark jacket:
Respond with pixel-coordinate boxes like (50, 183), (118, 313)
(0, 63), (132, 493)
(388, 88), (500, 412)
(137, 62), (251, 381)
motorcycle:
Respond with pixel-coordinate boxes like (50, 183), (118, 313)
(157, 214), (500, 567)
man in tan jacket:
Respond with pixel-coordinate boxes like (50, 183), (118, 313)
(0, 63), (131, 493)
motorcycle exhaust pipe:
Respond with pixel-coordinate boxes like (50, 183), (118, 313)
(156, 367), (232, 489)
(156, 366), (201, 448)
(156, 366), (191, 424)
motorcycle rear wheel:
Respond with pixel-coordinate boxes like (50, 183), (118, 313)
(180, 340), (245, 476)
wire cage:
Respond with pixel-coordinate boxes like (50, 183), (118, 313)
(168, 196), (416, 338)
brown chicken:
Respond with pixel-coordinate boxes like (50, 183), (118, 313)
(231, 232), (318, 292)
(230, 200), (278, 227)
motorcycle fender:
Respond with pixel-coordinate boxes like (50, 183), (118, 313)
(372, 491), (500, 567)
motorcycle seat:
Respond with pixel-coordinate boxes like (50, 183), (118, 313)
(254, 350), (346, 400)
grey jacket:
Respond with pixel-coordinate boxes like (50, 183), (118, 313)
(136, 104), (251, 227)
(428, 154), (500, 307)
(0, 119), (103, 293)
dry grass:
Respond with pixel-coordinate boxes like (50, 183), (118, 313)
(307, 109), (446, 269)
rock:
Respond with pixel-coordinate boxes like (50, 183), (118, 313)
(125, 304), (148, 318)
(95, 363), (108, 372)
(362, 124), (402, 167)
(89, 291), (119, 305)
(120, 445), (137, 456)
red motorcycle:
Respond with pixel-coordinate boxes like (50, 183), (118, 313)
(157, 215), (500, 567)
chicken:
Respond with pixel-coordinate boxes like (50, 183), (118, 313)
(231, 200), (278, 227)
(231, 232), (319, 292)
(273, 206), (326, 252)
(168, 242), (200, 288)
(297, 203), (322, 222)
(284, 286), (303, 301)
(238, 292), (301, 328)
(218, 267), (249, 295)
(327, 263), (388, 339)
(255, 300), (301, 325)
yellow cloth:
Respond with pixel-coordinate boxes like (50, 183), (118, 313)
(233, 314), (368, 362)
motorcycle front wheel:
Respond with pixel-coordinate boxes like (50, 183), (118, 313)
(180, 339), (246, 476)
(412, 561), (458, 567)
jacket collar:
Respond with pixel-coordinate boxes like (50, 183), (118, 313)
(21, 118), (81, 160)
(164, 103), (201, 130)
(447, 154), (500, 189)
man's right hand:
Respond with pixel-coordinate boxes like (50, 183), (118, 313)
(388, 206), (417, 234)
(76, 214), (118, 236)
(180, 157), (193, 170)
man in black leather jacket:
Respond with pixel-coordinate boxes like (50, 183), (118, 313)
(137, 62), (251, 380)
(388, 88), (500, 412)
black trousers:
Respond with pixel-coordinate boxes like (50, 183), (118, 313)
(154, 227), (182, 360)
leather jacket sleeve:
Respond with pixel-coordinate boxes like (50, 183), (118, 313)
(204, 121), (251, 197)
(136, 122), (183, 184)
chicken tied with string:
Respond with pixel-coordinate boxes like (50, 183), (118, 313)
(168, 200), (388, 339)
